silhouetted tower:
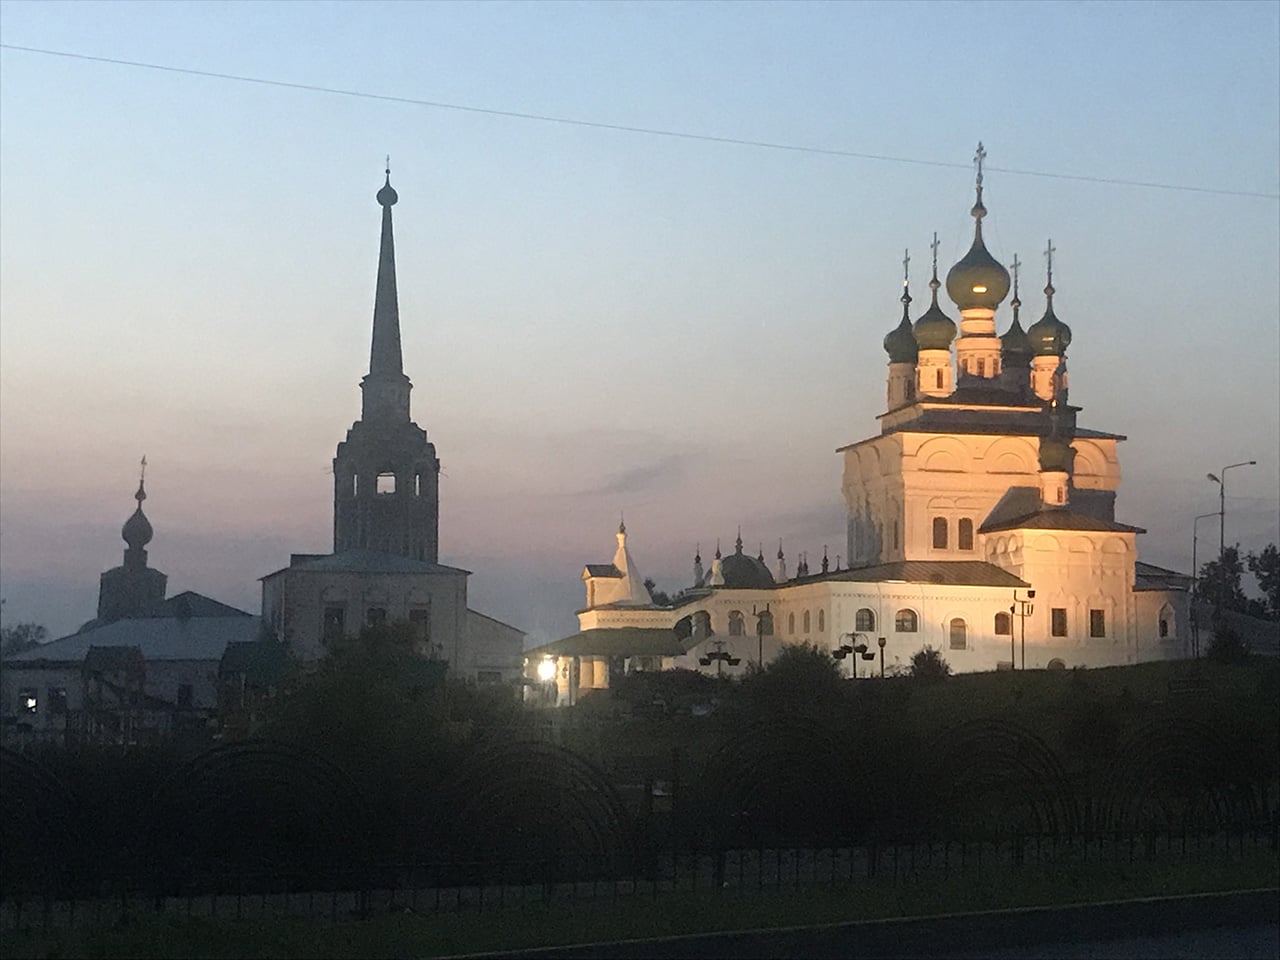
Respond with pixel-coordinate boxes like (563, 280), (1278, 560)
(97, 458), (167, 622)
(332, 165), (441, 561)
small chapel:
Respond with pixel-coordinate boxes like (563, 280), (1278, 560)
(528, 145), (1191, 703)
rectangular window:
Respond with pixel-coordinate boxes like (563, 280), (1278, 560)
(1089, 609), (1106, 638)
(408, 606), (431, 642)
(932, 517), (948, 549)
(892, 520), (900, 551)
(177, 684), (193, 708)
(1051, 608), (1068, 638)
(18, 688), (37, 714)
(376, 473), (396, 494)
(366, 607), (388, 627)
(958, 518), (974, 551)
(322, 605), (346, 643)
(48, 687), (68, 715)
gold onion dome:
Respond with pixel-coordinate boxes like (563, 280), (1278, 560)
(945, 141), (1010, 311)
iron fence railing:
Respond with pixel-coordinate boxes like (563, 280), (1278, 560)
(3, 821), (1276, 933)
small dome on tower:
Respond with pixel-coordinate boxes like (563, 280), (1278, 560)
(1027, 242), (1072, 357)
(884, 252), (918, 363)
(122, 471), (153, 550)
(377, 168), (398, 207)
(1001, 317), (1033, 364)
(914, 277), (957, 351)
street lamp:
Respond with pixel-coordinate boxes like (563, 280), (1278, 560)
(877, 636), (886, 678)
(1206, 460), (1256, 567)
(699, 639), (741, 677)
(1190, 511), (1219, 658)
(833, 633), (876, 678)
(1011, 589), (1035, 670)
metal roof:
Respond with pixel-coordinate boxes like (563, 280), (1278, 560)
(802, 560), (1030, 588)
(980, 509), (1145, 535)
(5, 616), (263, 665)
(526, 627), (684, 659)
(261, 549), (471, 579)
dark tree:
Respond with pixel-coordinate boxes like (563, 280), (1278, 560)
(1206, 618), (1250, 663)
(643, 578), (672, 606)
(909, 645), (952, 682)
(1246, 543), (1280, 620)
(1197, 545), (1248, 613)
(0, 621), (47, 657)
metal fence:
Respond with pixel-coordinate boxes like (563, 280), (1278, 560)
(3, 821), (1276, 933)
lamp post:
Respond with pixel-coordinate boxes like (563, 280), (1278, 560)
(834, 632), (871, 679)
(699, 639), (741, 677)
(752, 603), (771, 670)
(1207, 460), (1257, 566)
(1190, 511), (1219, 658)
(877, 636), (886, 678)
(1012, 589), (1035, 670)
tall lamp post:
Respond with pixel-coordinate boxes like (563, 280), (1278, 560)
(834, 632), (873, 679)
(877, 636), (886, 678)
(1012, 589), (1035, 670)
(1207, 460), (1257, 566)
(1190, 511), (1219, 658)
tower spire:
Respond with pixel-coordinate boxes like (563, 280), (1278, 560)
(361, 161), (412, 422)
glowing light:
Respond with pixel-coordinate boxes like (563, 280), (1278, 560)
(972, 285), (988, 293)
(537, 658), (557, 682)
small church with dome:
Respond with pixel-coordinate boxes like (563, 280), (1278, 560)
(527, 144), (1191, 704)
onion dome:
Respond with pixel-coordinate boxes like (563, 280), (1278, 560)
(376, 161), (398, 207)
(913, 233), (957, 350)
(883, 249), (918, 363)
(122, 461), (153, 550)
(1026, 240), (1072, 357)
(945, 142), (1011, 311)
(720, 534), (776, 589)
(1000, 253), (1034, 365)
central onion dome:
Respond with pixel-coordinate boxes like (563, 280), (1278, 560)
(122, 476), (153, 550)
(945, 142), (1010, 311)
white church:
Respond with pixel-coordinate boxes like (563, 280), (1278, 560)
(528, 146), (1192, 703)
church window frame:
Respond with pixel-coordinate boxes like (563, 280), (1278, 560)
(977, 358), (986, 377)
(415, 474), (422, 497)
(728, 611), (745, 637)
(322, 604), (347, 645)
(958, 518), (974, 551)
(1051, 608), (1068, 638)
(803, 610), (811, 633)
(932, 517), (949, 550)
(409, 605), (432, 654)
(936, 369), (944, 390)
(892, 519), (900, 552)
(817, 609), (825, 632)
(994, 611), (1012, 636)
(1089, 609), (1106, 639)
(855, 608), (875, 632)
(759, 610), (775, 636)
(1158, 604), (1175, 640)
(788, 612), (796, 635)
(366, 607), (388, 628)
(895, 609), (918, 633)
(376, 472), (396, 495)
(949, 618), (967, 650)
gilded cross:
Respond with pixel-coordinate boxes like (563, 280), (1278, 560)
(1044, 239), (1056, 286)
(930, 232), (941, 274)
(902, 248), (910, 286)
(974, 141), (986, 187)
(139, 455), (147, 484)
(1010, 253), (1021, 294)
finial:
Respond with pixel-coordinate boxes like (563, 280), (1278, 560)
(735, 526), (743, 553)
(928, 232), (942, 298)
(136, 455), (148, 503)
(385, 154), (391, 177)
(715, 539), (722, 560)
(835, 554), (842, 571)
(377, 159), (398, 207)
(1044, 239), (1056, 301)
(777, 539), (784, 560)
(619, 511), (626, 535)
(900, 248), (912, 311)
(821, 545), (830, 574)
(1010, 253), (1022, 310)
(972, 141), (987, 221)
(695, 542), (701, 563)
(757, 543), (765, 561)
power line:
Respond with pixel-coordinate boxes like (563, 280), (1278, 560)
(3, 42), (1279, 201)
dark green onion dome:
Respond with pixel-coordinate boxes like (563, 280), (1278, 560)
(376, 168), (398, 207)
(913, 273), (957, 351)
(1026, 282), (1072, 357)
(883, 282), (918, 363)
(1000, 263), (1033, 365)
(946, 204), (1011, 310)
(1038, 436), (1074, 473)
(122, 478), (153, 549)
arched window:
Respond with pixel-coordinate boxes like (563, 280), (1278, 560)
(994, 612), (1012, 636)
(788, 612), (796, 635)
(1158, 605), (1175, 639)
(895, 609), (918, 632)
(693, 611), (712, 640)
(728, 611), (745, 637)
(855, 608), (875, 632)
(932, 517), (949, 549)
(803, 610), (811, 633)
(958, 518), (974, 551)
(977, 358), (986, 377)
(817, 609), (825, 632)
(949, 618), (967, 650)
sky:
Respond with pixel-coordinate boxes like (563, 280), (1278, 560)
(1, 0), (1278, 644)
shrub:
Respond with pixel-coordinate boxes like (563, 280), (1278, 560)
(909, 645), (952, 682)
(1206, 621), (1250, 664)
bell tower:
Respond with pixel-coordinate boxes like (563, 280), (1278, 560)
(332, 165), (441, 562)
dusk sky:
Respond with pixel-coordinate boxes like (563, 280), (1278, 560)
(1, 0), (1277, 645)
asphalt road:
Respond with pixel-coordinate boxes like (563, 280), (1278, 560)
(943, 923), (1279, 959)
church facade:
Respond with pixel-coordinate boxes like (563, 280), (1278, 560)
(260, 170), (523, 683)
(528, 148), (1191, 702)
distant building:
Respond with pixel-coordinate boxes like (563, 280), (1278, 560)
(528, 148), (1192, 701)
(1, 472), (265, 743)
(260, 169), (523, 683)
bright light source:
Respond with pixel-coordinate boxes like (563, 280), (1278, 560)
(537, 658), (557, 682)
(972, 285), (988, 294)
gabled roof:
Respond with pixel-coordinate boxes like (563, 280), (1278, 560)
(798, 560), (1029, 589)
(583, 564), (622, 578)
(467, 608), (526, 635)
(1134, 561), (1192, 591)
(526, 627), (683, 659)
(5, 616), (263, 665)
(155, 591), (252, 618)
(980, 509), (1145, 535)
(261, 549), (470, 579)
